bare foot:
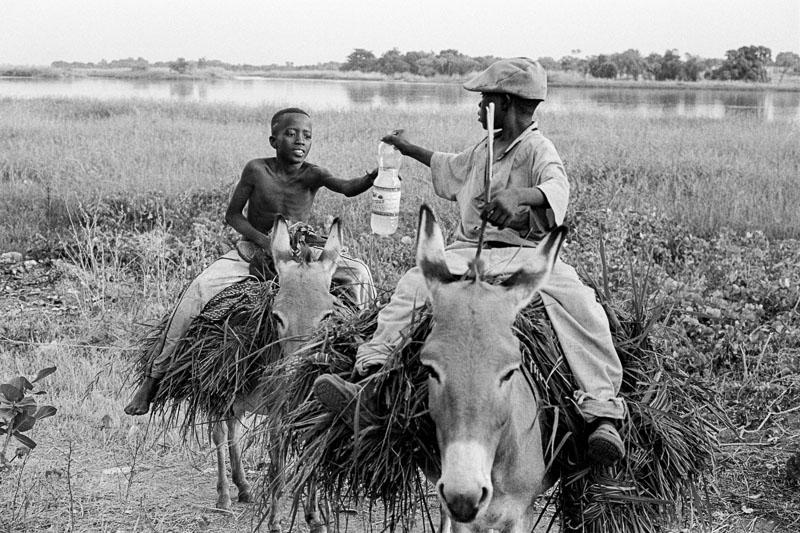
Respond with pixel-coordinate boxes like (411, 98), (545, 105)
(124, 377), (159, 415)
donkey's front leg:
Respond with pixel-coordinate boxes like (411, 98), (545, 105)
(304, 478), (328, 533)
(211, 421), (232, 510)
(266, 435), (286, 533)
(227, 415), (252, 503)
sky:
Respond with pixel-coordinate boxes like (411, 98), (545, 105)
(1, 0), (798, 66)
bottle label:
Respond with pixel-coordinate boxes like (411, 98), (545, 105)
(372, 186), (401, 217)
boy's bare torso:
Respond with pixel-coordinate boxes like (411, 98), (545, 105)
(245, 158), (323, 233)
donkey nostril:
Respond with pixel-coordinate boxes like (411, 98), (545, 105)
(438, 482), (446, 501)
(478, 486), (489, 505)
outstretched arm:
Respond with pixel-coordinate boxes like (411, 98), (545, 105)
(319, 167), (378, 197)
(381, 130), (433, 167)
(225, 166), (271, 249)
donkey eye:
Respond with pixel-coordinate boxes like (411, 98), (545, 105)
(500, 367), (518, 383)
(422, 365), (440, 383)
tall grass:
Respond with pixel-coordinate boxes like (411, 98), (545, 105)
(1, 96), (798, 252)
(1, 95), (798, 531)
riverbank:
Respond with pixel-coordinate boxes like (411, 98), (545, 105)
(3, 64), (800, 92)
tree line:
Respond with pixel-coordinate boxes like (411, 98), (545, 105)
(343, 46), (800, 82)
(50, 46), (800, 83)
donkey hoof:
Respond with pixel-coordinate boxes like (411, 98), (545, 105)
(238, 491), (252, 503)
(309, 524), (328, 533)
(216, 495), (232, 510)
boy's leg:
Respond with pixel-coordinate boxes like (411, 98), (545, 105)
(125, 250), (252, 415)
(314, 248), (477, 420)
(330, 253), (377, 308)
(538, 259), (626, 464)
(313, 264), (430, 420)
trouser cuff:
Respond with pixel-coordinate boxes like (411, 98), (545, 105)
(354, 348), (390, 375)
(573, 391), (626, 421)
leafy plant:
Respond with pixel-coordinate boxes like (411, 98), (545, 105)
(0, 367), (57, 466)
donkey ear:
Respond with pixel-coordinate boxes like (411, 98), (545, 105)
(270, 215), (293, 265)
(500, 226), (567, 311)
(416, 204), (457, 286)
(318, 217), (342, 276)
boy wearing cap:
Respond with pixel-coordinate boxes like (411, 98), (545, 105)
(125, 107), (378, 416)
(313, 58), (626, 465)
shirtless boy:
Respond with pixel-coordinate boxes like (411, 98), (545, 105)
(125, 107), (377, 415)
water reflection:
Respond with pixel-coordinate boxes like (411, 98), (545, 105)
(548, 86), (799, 121)
(0, 76), (798, 121)
(343, 81), (467, 110)
(169, 81), (194, 99)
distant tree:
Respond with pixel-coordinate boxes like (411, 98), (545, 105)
(643, 52), (662, 79)
(132, 57), (149, 71)
(613, 49), (645, 80)
(559, 55), (588, 76)
(473, 55), (500, 71)
(341, 48), (377, 72)
(402, 50), (434, 75)
(537, 56), (559, 71)
(681, 54), (703, 81)
(378, 48), (411, 74)
(434, 49), (462, 75)
(169, 57), (189, 74)
(588, 55), (618, 79)
(415, 55), (439, 77)
(775, 51), (800, 82)
(655, 49), (683, 80)
(710, 45), (771, 81)
(197, 57), (208, 69)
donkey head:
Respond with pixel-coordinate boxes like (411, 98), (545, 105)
(415, 205), (565, 524)
(270, 216), (342, 356)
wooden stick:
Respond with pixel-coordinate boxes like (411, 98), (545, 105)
(473, 102), (495, 267)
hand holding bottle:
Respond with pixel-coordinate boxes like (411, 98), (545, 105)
(380, 129), (409, 154)
(370, 141), (403, 235)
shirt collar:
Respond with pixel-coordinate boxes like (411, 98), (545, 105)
(485, 121), (539, 160)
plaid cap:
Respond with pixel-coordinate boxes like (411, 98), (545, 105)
(463, 57), (547, 100)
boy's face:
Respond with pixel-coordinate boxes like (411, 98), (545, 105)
(477, 92), (508, 130)
(270, 113), (313, 164)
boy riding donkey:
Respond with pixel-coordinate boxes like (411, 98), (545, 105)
(313, 58), (626, 465)
(126, 107), (377, 416)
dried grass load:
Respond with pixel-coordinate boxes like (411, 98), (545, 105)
(260, 279), (720, 532)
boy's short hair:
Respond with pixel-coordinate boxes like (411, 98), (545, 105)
(271, 107), (310, 134)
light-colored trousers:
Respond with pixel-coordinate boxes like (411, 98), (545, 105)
(355, 245), (626, 421)
(147, 248), (375, 378)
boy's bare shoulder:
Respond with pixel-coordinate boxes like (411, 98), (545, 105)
(242, 157), (272, 173)
(239, 158), (275, 184)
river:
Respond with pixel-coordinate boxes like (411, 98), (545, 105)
(1, 76), (798, 121)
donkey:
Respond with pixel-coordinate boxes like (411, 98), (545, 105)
(414, 205), (566, 533)
(212, 215), (343, 533)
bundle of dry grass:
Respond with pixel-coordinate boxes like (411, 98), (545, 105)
(260, 281), (720, 532)
(134, 279), (282, 436)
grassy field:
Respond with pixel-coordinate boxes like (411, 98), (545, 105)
(1, 97), (799, 532)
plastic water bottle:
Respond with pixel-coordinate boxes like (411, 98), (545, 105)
(370, 142), (403, 235)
